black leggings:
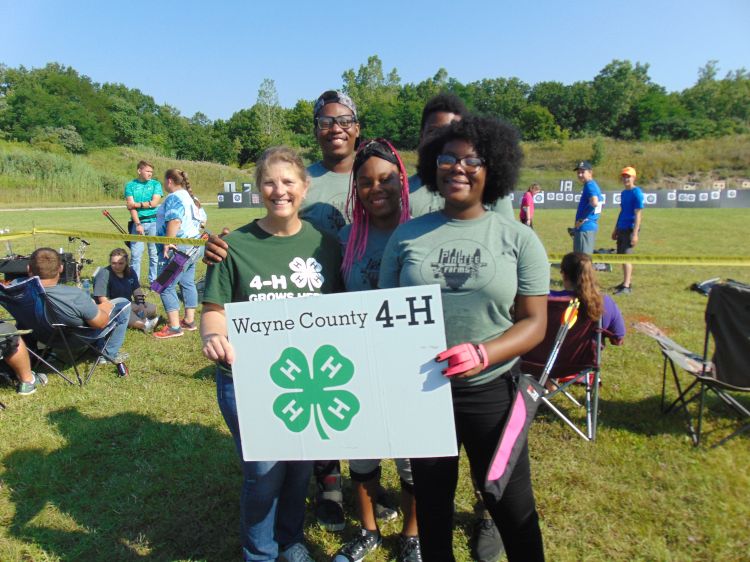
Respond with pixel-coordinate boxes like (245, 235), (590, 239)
(411, 370), (544, 562)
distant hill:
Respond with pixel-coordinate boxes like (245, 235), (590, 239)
(1, 135), (748, 206)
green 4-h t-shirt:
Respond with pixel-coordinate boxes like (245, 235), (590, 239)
(203, 220), (342, 307)
(379, 211), (549, 387)
(300, 162), (350, 237)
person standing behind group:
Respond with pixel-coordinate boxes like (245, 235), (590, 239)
(379, 115), (548, 562)
(410, 94), (515, 222)
(520, 183), (541, 228)
(201, 146), (342, 562)
(611, 166), (644, 295)
(572, 160), (603, 254)
(302, 90), (361, 236)
(125, 160), (163, 285)
(153, 169), (204, 340)
(334, 139), (421, 562)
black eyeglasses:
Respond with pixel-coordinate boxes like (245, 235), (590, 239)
(315, 115), (357, 130)
(436, 154), (484, 173)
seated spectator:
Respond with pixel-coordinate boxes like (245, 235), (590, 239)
(27, 248), (131, 365)
(93, 248), (159, 332)
(0, 321), (47, 395)
(551, 252), (625, 345)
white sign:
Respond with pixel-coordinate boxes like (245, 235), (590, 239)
(223, 181), (236, 192)
(225, 286), (456, 461)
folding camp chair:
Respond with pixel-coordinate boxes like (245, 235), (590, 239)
(521, 295), (605, 441)
(635, 280), (750, 447)
(0, 276), (129, 385)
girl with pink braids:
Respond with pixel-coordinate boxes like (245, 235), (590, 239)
(334, 139), (421, 562)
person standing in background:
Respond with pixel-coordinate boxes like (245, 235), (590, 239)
(520, 183), (541, 228)
(125, 160), (163, 285)
(572, 160), (602, 254)
(611, 166), (644, 295)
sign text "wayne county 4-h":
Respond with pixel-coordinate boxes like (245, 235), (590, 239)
(225, 285), (457, 462)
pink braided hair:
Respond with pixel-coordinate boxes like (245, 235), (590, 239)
(342, 138), (410, 281)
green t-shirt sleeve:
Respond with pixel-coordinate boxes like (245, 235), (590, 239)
(517, 230), (550, 295)
(202, 254), (235, 307)
(153, 180), (164, 196)
(124, 182), (134, 198)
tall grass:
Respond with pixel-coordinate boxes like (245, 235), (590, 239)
(0, 141), (255, 206)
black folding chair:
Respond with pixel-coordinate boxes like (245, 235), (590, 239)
(0, 276), (129, 385)
(635, 280), (750, 447)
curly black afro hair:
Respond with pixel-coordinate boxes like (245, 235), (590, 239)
(416, 114), (523, 205)
(419, 93), (468, 133)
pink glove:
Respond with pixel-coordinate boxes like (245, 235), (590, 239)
(436, 343), (489, 377)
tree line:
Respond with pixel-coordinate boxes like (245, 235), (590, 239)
(1, 56), (748, 166)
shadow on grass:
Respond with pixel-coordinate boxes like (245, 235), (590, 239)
(3, 407), (240, 561)
(547, 391), (750, 443)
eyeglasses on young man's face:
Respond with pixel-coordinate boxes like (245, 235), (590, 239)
(315, 115), (357, 130)
(436, 154), (485, 173)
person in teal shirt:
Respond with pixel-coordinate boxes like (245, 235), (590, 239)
(124, 159), (163, 285)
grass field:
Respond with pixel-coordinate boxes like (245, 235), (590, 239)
(0, 206), (749, 562)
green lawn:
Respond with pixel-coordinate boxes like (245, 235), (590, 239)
(1, 206), (748, 561)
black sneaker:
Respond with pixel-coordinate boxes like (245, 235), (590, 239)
(471, 517), (504, 562)
(332, 528), (381, 562)
(316, 473), (345, 532)
(397, 534), (422, 562)
(613, 285), (632, 295)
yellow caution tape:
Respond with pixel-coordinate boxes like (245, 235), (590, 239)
(0, 229), (747, 265)
(0, 228), (205, 246)
(547, 253), (750, 266)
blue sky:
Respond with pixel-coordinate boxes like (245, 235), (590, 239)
(2, 0), (748, 121)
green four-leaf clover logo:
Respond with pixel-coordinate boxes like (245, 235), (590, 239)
(271, 345), (360, 440)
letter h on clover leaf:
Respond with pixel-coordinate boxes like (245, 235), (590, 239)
(271, 345), (360, 440)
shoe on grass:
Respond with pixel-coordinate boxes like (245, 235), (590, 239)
(96, 352), (129, 365)
(279, 542), (313, 562)
(332, 528), (381, 562)
(180, 319), (197, 331)
(317, 472), (345, 531)
(154, 325), (184, 339)
(143, 317), (160, 333)
(375, 489), (399, 521)
(613, 285), (632, 295)
(16, 372), (48, 396)
(316, 497), (345, 532)
(471, 517), (504, 562)
(397, 534), (423, 562)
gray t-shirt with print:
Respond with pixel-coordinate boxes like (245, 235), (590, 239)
(379, 211), (549, 387)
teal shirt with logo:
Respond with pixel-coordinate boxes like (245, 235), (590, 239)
(338, 225), (393, 292)
(124, 178), (163, 223)
(379, 211), (549, 386)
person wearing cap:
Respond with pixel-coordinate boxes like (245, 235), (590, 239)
(611, 166), (644, 295)
(572, 160), (603, 254)
(302, 90), (361, 236)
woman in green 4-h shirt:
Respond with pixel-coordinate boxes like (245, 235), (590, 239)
(201, 147), (342, 562)
(379, 115), (549, 562)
